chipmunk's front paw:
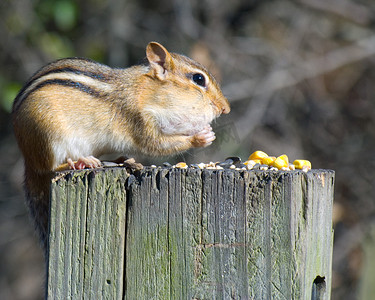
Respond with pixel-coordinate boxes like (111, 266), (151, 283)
(191, 125), (216, 148)
(67, 156), (102, 170)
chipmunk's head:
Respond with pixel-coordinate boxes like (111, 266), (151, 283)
(142, 41), (230, 136)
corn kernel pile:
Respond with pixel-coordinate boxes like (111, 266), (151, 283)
(245, 151), (311, 171)
(152, 151), (312, 172)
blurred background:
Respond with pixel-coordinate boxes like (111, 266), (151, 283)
(1, 0), (375, 299)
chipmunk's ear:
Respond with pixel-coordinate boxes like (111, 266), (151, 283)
(146, 42), (174, 80)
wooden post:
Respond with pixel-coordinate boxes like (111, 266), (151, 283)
(46, 167), (334, 299)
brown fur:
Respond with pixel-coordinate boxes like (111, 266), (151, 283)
(12, 42), (230, 254)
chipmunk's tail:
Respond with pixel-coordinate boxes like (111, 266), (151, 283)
(24, 167), (53, 258)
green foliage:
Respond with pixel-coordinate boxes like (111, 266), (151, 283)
(24, 0), (78, 59)
(0, 81), (22, 113)
(39, 32), (75, 58)
(53, 0), (78, 31)
(37, 0), (78, 32)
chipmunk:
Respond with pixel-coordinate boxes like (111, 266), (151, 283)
(12, 41), (230, 254)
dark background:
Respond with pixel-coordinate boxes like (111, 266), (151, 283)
(1, 0), (375, 299)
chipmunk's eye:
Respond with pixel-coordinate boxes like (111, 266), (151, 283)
(192, 73), (206, 87)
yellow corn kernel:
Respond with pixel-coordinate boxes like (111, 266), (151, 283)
(272, 154), (289, 169)
(293, 160), (311, 170)
(248, 150), (268, 161)
(176, 162), (187, 168)
(279, 154), (289, 165)
(261, 156), (276, 166)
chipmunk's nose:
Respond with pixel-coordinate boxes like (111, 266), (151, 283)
(221, 99), (230, 114)
(222, 105), (230, 114)
(213, 97), (230, 115)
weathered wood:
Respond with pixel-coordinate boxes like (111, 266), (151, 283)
(47, 168), (128, 299)
(47, 167), (334, 299)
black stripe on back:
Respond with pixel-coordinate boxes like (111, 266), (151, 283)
(12, 63), (110, 113)
(33, 79), (102, 97)
(12, 79), (102, 112)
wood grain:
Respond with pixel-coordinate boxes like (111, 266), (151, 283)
(47, 167), (334, 300)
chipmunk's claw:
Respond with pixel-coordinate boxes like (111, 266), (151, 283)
(67, 156), (102, 170)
